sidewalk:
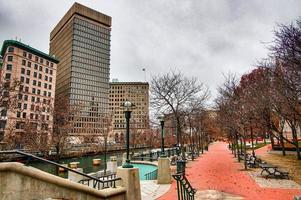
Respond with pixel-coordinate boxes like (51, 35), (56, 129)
(158, 142), (301, 200)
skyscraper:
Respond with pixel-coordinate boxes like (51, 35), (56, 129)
(50, 3), (112, 139)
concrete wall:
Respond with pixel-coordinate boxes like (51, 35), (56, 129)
(0, 162), (126, 200)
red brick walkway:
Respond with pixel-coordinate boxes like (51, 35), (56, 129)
(158, 142), (301, 200)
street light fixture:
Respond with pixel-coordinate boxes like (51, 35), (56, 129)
(158, 115), (166, 157)
(121, 100), (135, 168)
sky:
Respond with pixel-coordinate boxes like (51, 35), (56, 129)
(0, 0), (300, 102)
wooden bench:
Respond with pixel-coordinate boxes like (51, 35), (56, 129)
(259, 163), (289, 179)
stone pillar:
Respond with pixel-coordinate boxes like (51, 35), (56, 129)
(116, 167), (141, 200)
(122, 153), (127, 165)
(68, 168), (83, 183)
(157, 157), (171, 184)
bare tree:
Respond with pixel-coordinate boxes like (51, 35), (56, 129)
(151, 71), (209, 157)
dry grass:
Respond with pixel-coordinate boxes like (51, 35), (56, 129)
(259, 153), (301, 184)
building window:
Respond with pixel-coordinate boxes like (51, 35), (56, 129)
(22, 60), (26, 66)
(38, 81), (41, 87)
(46, 61), (49, 66)
(22, 112), (26, 118)
(44, 83), (47, 89)
(5, 73), (11, 80)
(8, 47), (14, 52)
(26, 70), (30, 76)
(40, 58), (43, 64)
(33, 72), (37, 78)
(45, 68), (49, 73)
(21, 68), (25, 74)
(50, 70), (53, 75)
(38, 74), (42, 79)
(35, 56), (39, 62)
(25, 78), (30, 84)
(31, 96), (35, 102)
(48, 92), (51, 97)
(7, 56), (13, 61)
(43, 91), (47, 96)
(48, 85), (52, 90)
(30, 113), (34, 119)
(39, 66), (42, 71)
(50, 63), (53, 68)
(23, 104), (27, 109)
(24, 95), (28, 101)
(34, 64), (38, 70)
(45, 75), (48, 81)
(6, 64), (12, 71)
(17, 112), (21, 118)
(33, 80), (37, 86)
(49, 77), (52, 82)
(37, 89), (41, 95)
(23, 51), (27, 57)
(32, 88), (36, 94)
(25, 87), (29, 92)
(28, 54), (32, 59)
(20, 76), (24, 83)
(27, 62), (31, 68)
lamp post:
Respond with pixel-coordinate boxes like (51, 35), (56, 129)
(158, 116), (166, 157)
(122, 100), (134, 168)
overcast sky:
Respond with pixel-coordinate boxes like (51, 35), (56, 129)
(0, 0), (300, 102)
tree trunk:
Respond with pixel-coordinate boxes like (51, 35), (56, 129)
(292, 126), (301, 160)
(280, 132), (286, 156)
(243, 136), (247, 170)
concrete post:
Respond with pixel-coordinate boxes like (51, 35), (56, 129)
(116, 167), (141, 200)
(157, 157), (171, 184)
(68, 168), (83, 183)
(122, 152), (127, 165)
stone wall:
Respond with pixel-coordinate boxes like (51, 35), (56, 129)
(0, 162), (126, 200)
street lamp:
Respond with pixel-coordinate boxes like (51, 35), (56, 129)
(121, 100), (134, 168)
(158, 115), (166, 157)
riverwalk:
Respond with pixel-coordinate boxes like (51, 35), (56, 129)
(158, 142), (301, 200)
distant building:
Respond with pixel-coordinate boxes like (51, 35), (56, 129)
(109, 82), (149, 144)
(49, 3), (112, 140)
(0, 40), (58, 144)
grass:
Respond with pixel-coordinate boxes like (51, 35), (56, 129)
(259, 153), (301, 184)
(233, 142), (269, 150)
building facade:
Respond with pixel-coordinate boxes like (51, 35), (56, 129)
(0, 40), (58, 145)
(49, 3), (112, 139)
(109, 82), (149, 145)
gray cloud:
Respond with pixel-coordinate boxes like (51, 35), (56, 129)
(0, 0), (300, 103)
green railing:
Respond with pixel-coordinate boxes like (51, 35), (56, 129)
(145, 169), (158, 180)
(172, 173), (196, 200)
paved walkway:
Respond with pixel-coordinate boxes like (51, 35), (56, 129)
(141, 180), (170, 200)
(158, 142), (301, 200)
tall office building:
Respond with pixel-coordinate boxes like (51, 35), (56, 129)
(109, 82), (149, 143)
(50, 3), (112, 138)
(0, 40), (58, 143)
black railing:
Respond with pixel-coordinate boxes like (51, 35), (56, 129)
(131, 147), (179, 162)
(78, 173), (119, 189)
(172, 173), (196, 200)
(145, 169), (158, 180)
(0, 150), (121, 190)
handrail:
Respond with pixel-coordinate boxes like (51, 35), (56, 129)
(0, 150), (121, 190)
(144, 169), (158, 180)
(172, 173), (196, 200)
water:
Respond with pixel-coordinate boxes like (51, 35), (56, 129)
(132, 163), (157, 180)
(28, 152), (124, 178)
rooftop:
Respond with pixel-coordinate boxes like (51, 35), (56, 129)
(0, 40), (59, 63)
(110, 82), (149, 85)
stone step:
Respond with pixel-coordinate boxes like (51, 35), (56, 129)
(196, 190), (244, 200)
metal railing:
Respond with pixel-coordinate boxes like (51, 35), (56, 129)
(144, 169), (158, 180)
(0, 150), (121, 190)
(78, 172), (119, 189)
(131, 147), (179, 162)
(172, 173), (196, 200)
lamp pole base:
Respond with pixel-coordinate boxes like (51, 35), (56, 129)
(122, 159), (133, 168)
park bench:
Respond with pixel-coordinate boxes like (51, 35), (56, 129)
(259, 163), (289, 179)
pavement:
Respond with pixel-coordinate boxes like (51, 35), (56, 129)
(140, 180), (170, 200)
(157, 142), (301, 200)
